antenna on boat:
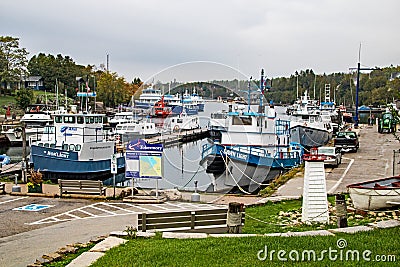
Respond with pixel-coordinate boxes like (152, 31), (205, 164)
(55, 78), (59, 111)
(259, 69), (264, 113)
(247, 76), (252, 113)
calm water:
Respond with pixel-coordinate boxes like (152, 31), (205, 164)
(0, 102), (229, 192)
(133, 101), (228, 191)
(4, 102), (367, 192)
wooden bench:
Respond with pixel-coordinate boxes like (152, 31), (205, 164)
(58, 179), (107, 197)
(0, 182), (5, 194)
(137, 208), (245, 233)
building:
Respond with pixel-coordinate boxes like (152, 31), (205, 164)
(23, 76), (44, 90)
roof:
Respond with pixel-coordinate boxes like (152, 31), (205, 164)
(23, 76), (43, 82)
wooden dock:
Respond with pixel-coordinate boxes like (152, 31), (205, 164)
(117, 128), (210, 151)
(0, 162), (22, 177)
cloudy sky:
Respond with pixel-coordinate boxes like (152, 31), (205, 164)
(1, 0), (399, 83)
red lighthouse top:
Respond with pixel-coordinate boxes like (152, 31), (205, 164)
(302, 147), (327, 161)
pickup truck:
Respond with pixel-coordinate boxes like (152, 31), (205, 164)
(333, 131), (359, 152)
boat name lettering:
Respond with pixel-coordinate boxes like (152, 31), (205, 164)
(139, 145), (163, 151)
(89, 146), (111, 150)
(45, 151), (69, 158)
(61, 126), (77, 132)
(224, 149), (248, 160)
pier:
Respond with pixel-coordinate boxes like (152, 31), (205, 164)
(117, 128), (210, 151)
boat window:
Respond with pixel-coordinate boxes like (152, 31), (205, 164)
(177, 119), (183, 123)
(69, 144), (75, 151)
(265, 120), (267, 128)
(90, 117), (94, 123)
(50, 143), (56, 148)
(77, 116), (84, 124)
(55, 116), (62, 123)
(38, 143), (43, 147)
(62, 144), (69, 150)
(75, 144), (81, 151)
(63, 116), (76, 123)
(172, 119), (175, 123)
(44, 143), (49, 148)
(232, 116), (252, 125)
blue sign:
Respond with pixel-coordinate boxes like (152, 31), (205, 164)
(126, 139), (163, 152)
(13, 204), (53, 211)
(125, 139), (163, 179)
(77, 92), (97, 97)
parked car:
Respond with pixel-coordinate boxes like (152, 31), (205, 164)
(318, 146), (342, 167)
(334, 131), (359, 152)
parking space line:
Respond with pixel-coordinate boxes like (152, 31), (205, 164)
(0, 196), (28, 205)
(149, 204), (171, 210)
(328, 158), (354, 194)
(90, 204), (118, 215)
(77, 208), (97, 216)
(28, 201), (223, 225)
(100, 202), (137, 213)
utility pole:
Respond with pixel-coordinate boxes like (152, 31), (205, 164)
(351, 63), (378, 127)
(350, 44), (379, 128)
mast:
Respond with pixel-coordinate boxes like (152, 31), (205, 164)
(55, 78), (59, 111)
(247, 76), (252, 113)
(259, 69), (264, 113)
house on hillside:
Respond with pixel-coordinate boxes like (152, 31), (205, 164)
(23, 76), (44, 90)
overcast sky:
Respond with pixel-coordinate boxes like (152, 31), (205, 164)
(1, 0), (399, 83)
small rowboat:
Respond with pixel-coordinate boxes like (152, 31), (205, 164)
(347, 176), (400, 210)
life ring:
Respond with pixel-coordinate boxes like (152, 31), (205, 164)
(14, 127), (22, 139)
(174, 125), (180, 131)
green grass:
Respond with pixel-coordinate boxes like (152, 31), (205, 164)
(259, 165), (304, 196)
(0, 95), (16, 115)
(243, 197), (338, 234)
(91, 228), (399, 266)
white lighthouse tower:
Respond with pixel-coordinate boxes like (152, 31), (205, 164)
(301, 148), (329, 224)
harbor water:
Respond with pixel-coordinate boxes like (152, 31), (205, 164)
(0, 101), (371, 192)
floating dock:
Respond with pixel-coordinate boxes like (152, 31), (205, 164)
(0, 162), (22, 177)
(117, 128), (210, 151)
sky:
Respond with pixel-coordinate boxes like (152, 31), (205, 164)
(1, 0), (399, 84)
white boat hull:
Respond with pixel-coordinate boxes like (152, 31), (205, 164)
(348, 187), (400, 210)
(4, 128), (44, 144)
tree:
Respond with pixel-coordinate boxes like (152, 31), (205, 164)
(15, 87), (34, 110)
(0, 36), (29, 95)
(28, 53), (90, 92)
(96, 72), (133, 108)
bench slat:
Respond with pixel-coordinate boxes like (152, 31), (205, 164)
(58, 179), (106, 196)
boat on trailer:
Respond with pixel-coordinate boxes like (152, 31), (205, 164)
(347, 176), (400, 210)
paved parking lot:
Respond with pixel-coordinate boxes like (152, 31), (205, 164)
(0, 195), (224, 267)
(0, 195), (222, 238)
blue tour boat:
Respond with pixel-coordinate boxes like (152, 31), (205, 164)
(200, 69), (303, 193)
(30, 113), (125, 181)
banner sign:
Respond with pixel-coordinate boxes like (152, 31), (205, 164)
(77, 92), (97, 97)
(125, 139), (163, 179)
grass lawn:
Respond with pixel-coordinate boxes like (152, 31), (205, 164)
(89, 198), (398, 266)
(91, 228), (399, 266)
(0, 95), (16, 114)
(45, 198), (399, 266)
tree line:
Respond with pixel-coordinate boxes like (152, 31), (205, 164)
(0, 36), (141, 110)
(1, 35), (400, 111)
